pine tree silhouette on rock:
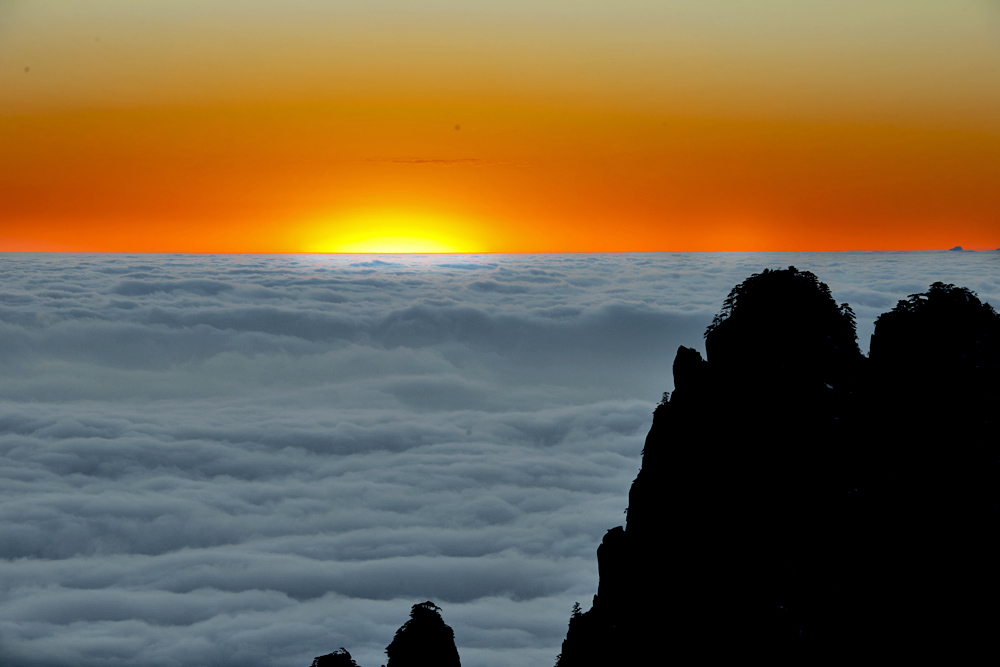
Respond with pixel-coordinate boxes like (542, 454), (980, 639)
(385, 602), (461, 667)
(556, 268), (999, 665)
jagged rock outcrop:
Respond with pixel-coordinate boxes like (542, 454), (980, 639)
(859, 281), (1000, 660)
(312, 602), (461, 667)
(557, 268), (999, 664)
(385, 601), (461, 667)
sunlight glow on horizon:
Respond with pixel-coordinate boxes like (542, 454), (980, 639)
(300, 210), (483, 254)
(311, 237), (465, 254)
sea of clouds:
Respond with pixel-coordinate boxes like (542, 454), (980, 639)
(1, 251), (996, 667)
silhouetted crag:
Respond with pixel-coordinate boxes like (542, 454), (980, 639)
(310, 648), (360, 667)
(385, 601), (461, 667)
(860, 281), (999, 659)
(311, 601), (459, 667)
(557, 268), (999, 664)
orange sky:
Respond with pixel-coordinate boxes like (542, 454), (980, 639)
(2, 1), (999, 252)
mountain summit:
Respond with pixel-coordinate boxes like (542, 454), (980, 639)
(557, 267), (999, 664)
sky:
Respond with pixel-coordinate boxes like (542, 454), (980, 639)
(2, 0), (1000, 252)
(1, 251), (997, 667)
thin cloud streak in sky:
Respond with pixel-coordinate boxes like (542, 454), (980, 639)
(0, 252), (997, 666)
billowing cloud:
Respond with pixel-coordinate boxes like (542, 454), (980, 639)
(1, 251), (996, 666)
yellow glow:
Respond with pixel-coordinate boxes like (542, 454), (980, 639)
(301, 211), (481, 254)
(325, 236), (461, 253)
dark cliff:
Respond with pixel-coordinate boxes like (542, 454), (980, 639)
(860, 281), (999, 659)
(557, 268), (999, 664)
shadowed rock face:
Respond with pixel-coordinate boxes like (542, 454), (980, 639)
(861, 281), (1000, 659)
(557, 268), (999, 665)
(385, 601), (461, 667)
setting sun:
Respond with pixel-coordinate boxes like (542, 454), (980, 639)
(318, 236), (461, 254)
(301, 210), (482, 254)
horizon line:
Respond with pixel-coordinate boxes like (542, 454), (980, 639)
(1, 248), (997, 255)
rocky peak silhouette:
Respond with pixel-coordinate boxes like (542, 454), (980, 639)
(871, 281), (1000, 381)
(310, 648), (361, 667)
(557, 268), (999, 665)
(861, 281), (999, 659)
(706, 266), (860, 374)
(385, 601), (461, 667)
(309, 601), (460, 667)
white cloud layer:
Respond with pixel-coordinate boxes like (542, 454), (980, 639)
(1, 251), (996, 667)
